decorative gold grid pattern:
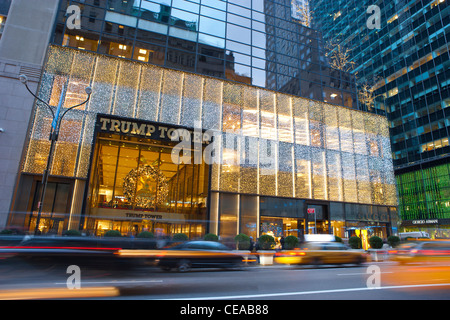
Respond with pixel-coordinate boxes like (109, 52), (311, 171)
(23, 46), (397, 206)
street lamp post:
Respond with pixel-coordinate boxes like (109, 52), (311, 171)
(20, 75), (92, 235)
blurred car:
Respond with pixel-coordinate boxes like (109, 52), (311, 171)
(0, 236), (139, 271)
(156, 241), (246, 272)
(389, 240), (450, 265)
(384, 241), (450, 287)
(274, 241), (368, 266)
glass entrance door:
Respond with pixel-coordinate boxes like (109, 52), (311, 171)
(29, 182), (71, 234)
(87, 133), (210, 237)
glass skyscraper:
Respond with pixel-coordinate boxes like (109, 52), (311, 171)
(52, 0), (359, 109)
(311, 0), (450, 236)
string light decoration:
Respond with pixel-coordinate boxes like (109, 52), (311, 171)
(357, 77), (385, 111)
(23, 46), (398, 208)
(122, 163), (169, 209)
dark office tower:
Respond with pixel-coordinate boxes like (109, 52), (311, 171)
(312, 0), (450, 236)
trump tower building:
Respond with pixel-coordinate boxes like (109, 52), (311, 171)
(5, 0), (398, 243)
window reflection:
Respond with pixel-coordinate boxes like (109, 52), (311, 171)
(109, 41), (133, 59)
(198, 33), (225, 48)
(227, 24), (251, 43)
(107, 0), (141, 16)
(172, 0), (200, 14)
(170, 8), (199, 31)
(201, 6), (226, 21)
(140, 1), (171, 23)
(63, 33), (99, 52)
(199, 16), (225, 38)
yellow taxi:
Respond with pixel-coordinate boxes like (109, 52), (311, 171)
(388, 240), (450, 265)
(384, 240), (450, 287)
(274, 241), (368, 266)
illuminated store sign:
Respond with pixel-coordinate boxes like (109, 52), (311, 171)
(125, 213), (163, 219)
(412, 219), (438, 225)
(97, 114), (212, 145)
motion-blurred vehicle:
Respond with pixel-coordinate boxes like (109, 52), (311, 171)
(156, 241), (246, 272)
(398, 231), (430, 241)
(274, 241), (368, 266)
(389, 240), (450, 265)
(0, 236), (156, 270)
(384, 240), (450, 287)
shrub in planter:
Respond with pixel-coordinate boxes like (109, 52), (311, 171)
(137, 231), (154, 238)
(387, 235), (400, 248)
(104, 230), (122, 237)
(63, 229), (81, 236)
(369, 236), (383, 249)
(335, 236), (343, 243)
(204, 233), (219, 242)
(284, 235), (299, 250)
(173, 233), (188, 242)
(258, 235), (275, 250)
(234, 233), (251, 250)
(0, 229), (13, 235)
(349, 236), (362, 249)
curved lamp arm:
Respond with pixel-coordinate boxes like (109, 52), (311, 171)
(59, 88), (92, 122)
(20, 74), (92, 132)
(54, 87), (92, 135)
(20, 74), (56, 120)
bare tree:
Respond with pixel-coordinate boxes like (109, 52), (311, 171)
(292, 0), (313, 27)
(325, 39), (356, 73)
(357, 77), (385, 111)
(325, 40), (385, 111)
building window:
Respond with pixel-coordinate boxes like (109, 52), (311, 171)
(0, 15), (6, 39)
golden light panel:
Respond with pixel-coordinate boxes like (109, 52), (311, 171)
(22, 46), (398, 207)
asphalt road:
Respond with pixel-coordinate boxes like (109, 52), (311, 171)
(113, 263), (450, 300)
(1, 259), (450, 302)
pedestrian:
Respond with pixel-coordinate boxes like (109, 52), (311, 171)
(280, 236), (285, 250)
(249, 236), (254, 252)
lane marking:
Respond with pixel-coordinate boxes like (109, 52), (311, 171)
(54, 280), (163, 285)
(337, 272), (394, 276)
(162, 283), (450, 300)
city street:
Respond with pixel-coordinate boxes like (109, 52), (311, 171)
(1, 260), (450, 301)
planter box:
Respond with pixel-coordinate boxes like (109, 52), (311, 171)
(368, 249), (389, 262)
(258, 251), (275, 265)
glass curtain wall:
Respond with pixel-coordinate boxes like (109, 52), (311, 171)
(52, 0), (358, 109)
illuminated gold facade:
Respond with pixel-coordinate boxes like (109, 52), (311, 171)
(14, 46), (398, 238)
